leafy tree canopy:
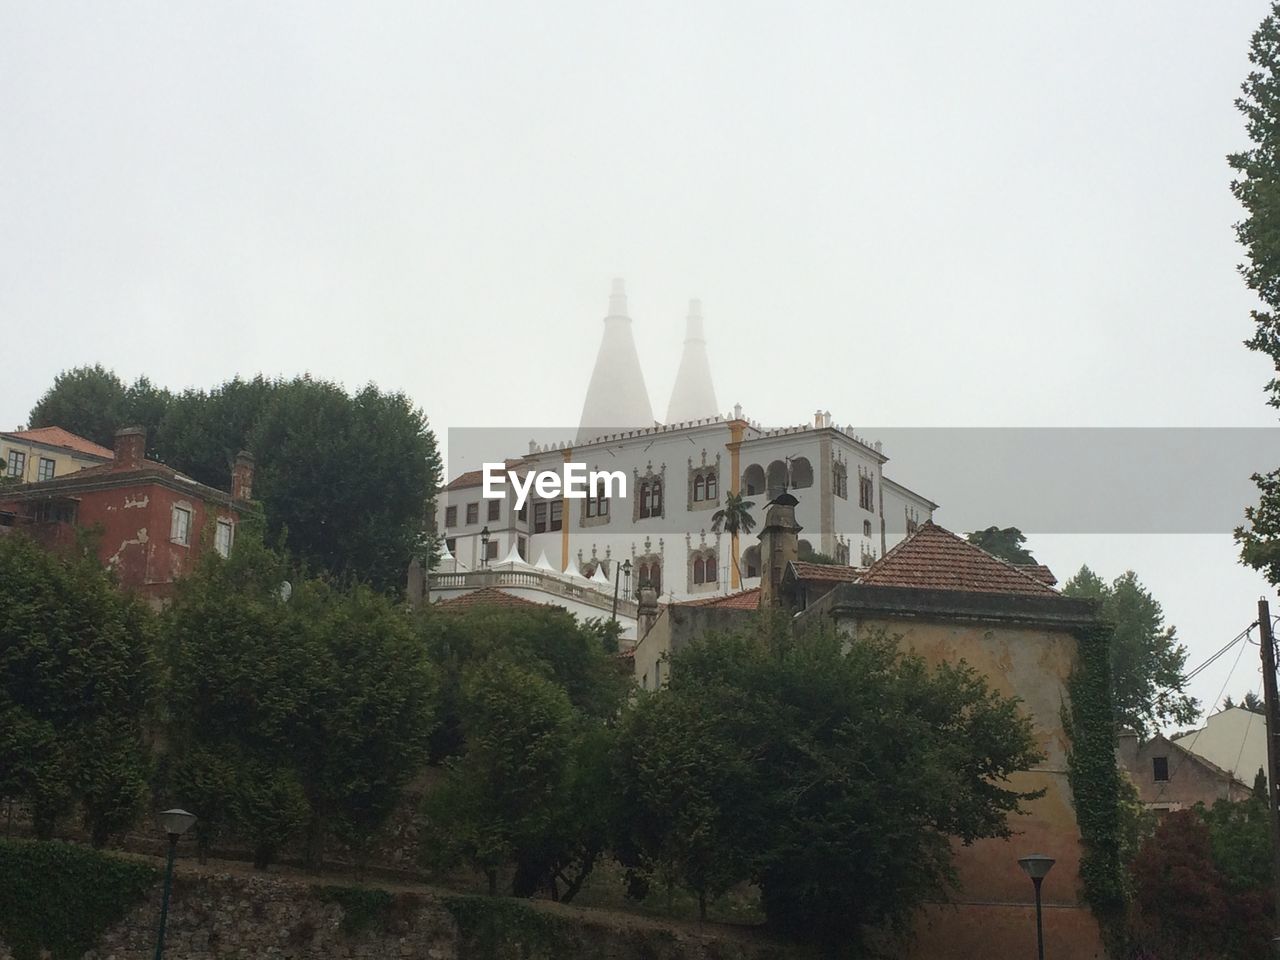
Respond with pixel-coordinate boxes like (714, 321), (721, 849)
(1232, 3), (1280, 584)
(964, 525), (1036, 564)
(614, 613), (1044, 951)
(0, 532), (155, 846)
(1064, 566), (1199, 736)
(26, 368), (441, 591)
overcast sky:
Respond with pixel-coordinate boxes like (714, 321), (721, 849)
(3, 2), (1278, 722)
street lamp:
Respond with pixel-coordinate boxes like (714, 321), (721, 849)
(612, 559), (632, 623)
(154, 809), (196, 960)
(1018, 853), (1055, 960)
(479, 526), (491, 569)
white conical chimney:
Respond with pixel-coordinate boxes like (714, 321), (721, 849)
(577, 278), (655, 443)
(665, 298), (719, 424)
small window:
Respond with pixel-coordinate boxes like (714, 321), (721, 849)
(445, 537), (457, 553)
(170, 506), (192, 546)
(487, 499), (500, 522)
(466, 502), (479, 525)
(693, 475), (705, 502)
(445, 505), (457, 527)
(705, 472), (717, 500)
(550, 501), (563, 531)
(485, 540), (499, 561)
(863, 519), (872, 537)
(858, 475), (874, 511)
(6, 450), (25, 478)
(214, 519), (234, 558)
(36, 458), (55, 482)
(517, 535), (526, 559)
(533, 503), (548, 533)
(517, 503), (527, 522)
(1152, 756), (1169, 782)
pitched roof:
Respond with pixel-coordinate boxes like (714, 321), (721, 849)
(1, 427), (112, 460)
(790, 561), (862, 583)
(857, 522), (1058, 597)
(446, 458), (528, 491)
(680, 587), (761, 609)
(433, 586), (543, 611)
(0, 456), (237, 505)
(1015, 563), (1058, 586)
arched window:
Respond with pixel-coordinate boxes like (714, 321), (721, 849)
(863, 519), (872, 537)
(693, 475), (705, 502)
(651, 480), (663, 516)
(742, 545), (761, 579)
(638, 481), (649, 514)
(743, 464), (765, 496)
(790, 457), (813, 489)
(766, 460), (788, 497)
(705, 472), (717, 500)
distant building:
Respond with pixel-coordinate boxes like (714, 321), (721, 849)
(432, 279), (937, 609)
(1117, 730), (1253, 813)
(1, 426), (112, 482)
(1171, 706), (1269, 789)
(0, 426), (254, 606)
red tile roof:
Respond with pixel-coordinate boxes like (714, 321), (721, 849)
(790, 561), (862, 583)
(2, 427), (112, 460)
(680, 587), (761, 609)
(857, 522), (1059, 597)
(1015, 564), (1059, 587)
(433, 586), (544, 611)
(446, 459), (528, 491)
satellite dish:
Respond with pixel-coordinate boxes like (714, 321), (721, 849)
(278, 580), (293, 602)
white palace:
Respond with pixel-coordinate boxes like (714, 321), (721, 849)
(425, 279), (937, 638)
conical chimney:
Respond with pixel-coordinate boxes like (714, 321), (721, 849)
(665, 298), (719, 424)
(577, 278), (655, 443)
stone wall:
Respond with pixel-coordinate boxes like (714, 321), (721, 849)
(1, 867), (797, 960)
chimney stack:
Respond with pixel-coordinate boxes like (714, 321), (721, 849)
(113, 426), (146, 471)
(637, 584), (660, 638)
(232, 451), (255, 501)
(665, 298), (720, 425)
(577, 278), (656, 443)
(758, 492), (802, 608)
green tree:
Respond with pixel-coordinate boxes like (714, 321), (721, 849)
(27, 365), (129, 449)
(614, 613), (1044, 950)
(1233, 4), (1280, 584)
(1064, 566), (1198, 736)
(1222, 691), (1265, 714)
(710, 491), (756, 582)
(286, 580), (438, 867)
(0, 533), (155, 845)
(419, 606), (630, 761)
(422, 659), (582, 897)
(965, 525), (1036, 564)
(155, 376), (275, 485)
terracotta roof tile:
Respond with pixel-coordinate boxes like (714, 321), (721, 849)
(433, 586), (544, 611)
(446, 459), (528, 491)
(2, 427), (112, 460)
(790, 561), (862, 583)
(857, 522), (1058, 597)
(1015, 564), (1058, 586)
(680, 587), (761, 609)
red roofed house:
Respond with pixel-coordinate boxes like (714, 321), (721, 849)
(0, 426), (255, 606)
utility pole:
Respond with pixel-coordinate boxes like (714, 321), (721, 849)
(1257, 597), (1280, 953)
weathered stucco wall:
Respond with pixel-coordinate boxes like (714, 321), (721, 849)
(842, 615), (1107, 960)
(0, 868), (798, 960)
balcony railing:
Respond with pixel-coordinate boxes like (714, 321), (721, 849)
(428, 568), (639, 617)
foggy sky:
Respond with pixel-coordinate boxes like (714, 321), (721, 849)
(2, 1), (1277, 722)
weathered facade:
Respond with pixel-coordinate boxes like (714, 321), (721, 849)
(1117, 730), (1253, 812)
(0, 427), (253, 605)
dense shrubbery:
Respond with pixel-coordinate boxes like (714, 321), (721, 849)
(0, 527), (1052, 954)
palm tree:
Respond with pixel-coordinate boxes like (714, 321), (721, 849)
(711, 491), (757, 586)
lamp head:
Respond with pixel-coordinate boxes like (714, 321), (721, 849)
(480, 526), (490, 543)
(158, 808), (197, 838)
(1018, 853), (1055, 880)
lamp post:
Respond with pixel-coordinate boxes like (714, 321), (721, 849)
(153, 808), (196, 960)
(479, 526), (490, 569)
(612, 559), (632, 623)
(1018, 853), (1054, 960)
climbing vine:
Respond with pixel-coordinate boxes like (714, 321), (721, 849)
(0, 840), (156, 960)
(1064, 623), (1128, 954)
